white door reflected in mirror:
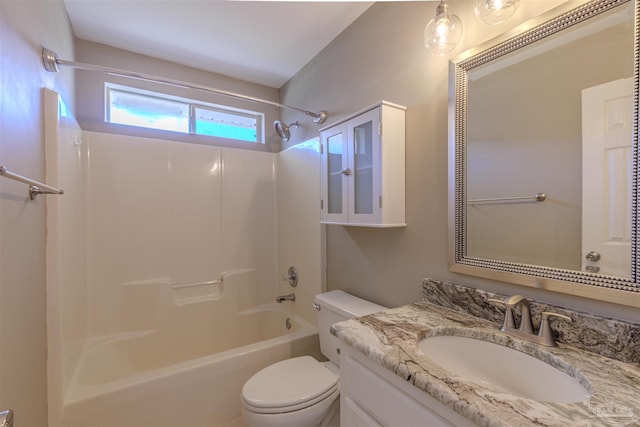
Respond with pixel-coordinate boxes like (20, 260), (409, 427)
(582, 78), (632, 277)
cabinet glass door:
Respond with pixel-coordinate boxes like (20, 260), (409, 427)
(353, 121), (373, 214)
(349, 108), (380, 224)
(321, 123), (349, 223)
(327, 132), (345, 214)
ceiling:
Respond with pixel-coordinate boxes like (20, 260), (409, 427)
(63, 1), (375, 88)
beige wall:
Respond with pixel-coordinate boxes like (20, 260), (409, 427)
(0, 1), (75, 426)
(276, 139), (323, 326)
(281, 0), (639, 322)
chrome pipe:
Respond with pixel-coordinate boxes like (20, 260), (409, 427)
(42, 48), (327, 124)
(275, 293), (296, 303)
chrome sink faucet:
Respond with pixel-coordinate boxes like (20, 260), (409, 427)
(491, 294), (571, 347)
(503, 294), (534, 334)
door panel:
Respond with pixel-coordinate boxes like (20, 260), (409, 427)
(582, 78), (632, 276)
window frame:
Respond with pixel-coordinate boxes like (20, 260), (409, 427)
(105, 83), (265, 144)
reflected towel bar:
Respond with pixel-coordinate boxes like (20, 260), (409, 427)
(0, 166), (64, 200)
(469, 192), (546, 204)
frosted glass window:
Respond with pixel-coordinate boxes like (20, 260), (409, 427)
(105, 84), (264, 144)
(108, 89), (190, 133)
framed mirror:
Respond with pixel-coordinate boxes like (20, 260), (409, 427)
(449, 0), (640, 307)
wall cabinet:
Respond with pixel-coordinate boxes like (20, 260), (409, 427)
(320, 101), (406, 227)
(340, 344), (477, 427)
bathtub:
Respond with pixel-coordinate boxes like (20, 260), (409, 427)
(58, 303), (318, 427)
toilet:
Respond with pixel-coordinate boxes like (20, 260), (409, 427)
(241, 290), (386, 427)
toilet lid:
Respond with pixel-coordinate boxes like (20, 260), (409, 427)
(242, 356), (339, 411)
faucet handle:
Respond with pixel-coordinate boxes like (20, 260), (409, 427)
(538, 311), (572, 346)
(282, 266), (298, 287)
(488, 298), (515, 331)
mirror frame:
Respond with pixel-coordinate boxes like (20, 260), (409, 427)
(448, 0), (640, 307)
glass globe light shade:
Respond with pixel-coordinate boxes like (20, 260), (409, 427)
(474, 0), (520, 25)
(424, 2), (463, 56)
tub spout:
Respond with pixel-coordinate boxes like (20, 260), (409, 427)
(276, 293), (296, 303)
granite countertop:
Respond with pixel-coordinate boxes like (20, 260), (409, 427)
(332, 301), (640, 427)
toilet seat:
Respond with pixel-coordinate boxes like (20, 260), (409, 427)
(242, 356), (339, 414)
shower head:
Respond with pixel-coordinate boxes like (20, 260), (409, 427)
(274, 120), (299, 142)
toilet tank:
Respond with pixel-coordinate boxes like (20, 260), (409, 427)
(313, 290), (386, 367)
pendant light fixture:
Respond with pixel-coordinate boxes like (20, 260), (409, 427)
(424, 1), (463, 56)
(474, 0), (520, 25)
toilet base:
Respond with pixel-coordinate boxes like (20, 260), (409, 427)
(320, 398), (340, 427)
(241, 389), (339, 427)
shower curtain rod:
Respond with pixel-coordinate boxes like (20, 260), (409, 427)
(41, 48), (327, 124)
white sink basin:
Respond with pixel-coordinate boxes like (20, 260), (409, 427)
(417, 335), (590, 403)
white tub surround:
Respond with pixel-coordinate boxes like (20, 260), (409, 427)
(44, 91), (324, 427)
(60, 303), (317, 427)
(332, 285), (640, 426)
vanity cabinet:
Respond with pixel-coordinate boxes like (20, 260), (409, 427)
(340, 344), (476, 427)
(320, 101), (406, 227)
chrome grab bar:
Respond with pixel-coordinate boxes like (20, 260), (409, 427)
(0, 165), (64, 200)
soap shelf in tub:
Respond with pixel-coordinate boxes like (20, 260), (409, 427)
(171, 280), (223, 304)
(122, 268), (255, 305)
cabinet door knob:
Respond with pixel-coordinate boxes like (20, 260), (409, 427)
(341, 168), (351, 176)
(585, 251), (601, 262)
